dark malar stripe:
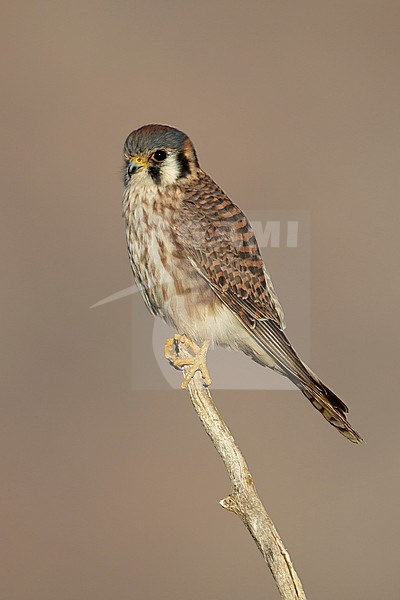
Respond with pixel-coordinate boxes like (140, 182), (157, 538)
(149, 164), (161, 185)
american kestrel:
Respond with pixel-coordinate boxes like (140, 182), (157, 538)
(122, 124), (363, 444)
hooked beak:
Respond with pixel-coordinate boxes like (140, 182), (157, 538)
(127, 155), (148, 175)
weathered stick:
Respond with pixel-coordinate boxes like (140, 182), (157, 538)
(167, 339), (307, 600)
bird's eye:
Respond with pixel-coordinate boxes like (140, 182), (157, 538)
(152, 150), (167, 162)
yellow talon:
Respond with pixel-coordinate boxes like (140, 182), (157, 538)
(164, 334), (211, 388)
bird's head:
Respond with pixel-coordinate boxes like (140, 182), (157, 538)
(123, 124), (199, 188)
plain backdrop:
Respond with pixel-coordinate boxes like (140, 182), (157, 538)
(1, 1), (400, 599)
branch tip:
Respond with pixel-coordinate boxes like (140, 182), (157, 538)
(219, 495), (238, 512)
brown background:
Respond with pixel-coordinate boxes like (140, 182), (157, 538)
(1, 1), (400, 598)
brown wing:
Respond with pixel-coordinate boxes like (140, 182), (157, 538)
(175, 172), (363, 443)
(175, 171), (285, 330)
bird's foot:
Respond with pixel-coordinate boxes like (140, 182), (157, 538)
(164, 334), (211, 388)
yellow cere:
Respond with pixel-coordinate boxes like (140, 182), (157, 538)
(131, 156), (148, 166)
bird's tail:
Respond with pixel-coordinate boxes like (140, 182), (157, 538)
(296, 368), (364, 443)
(247, 320), (364, 443)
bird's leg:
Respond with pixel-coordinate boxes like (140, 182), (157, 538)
(164, 334), (211, 389)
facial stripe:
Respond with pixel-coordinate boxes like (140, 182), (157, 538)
(177, 150), (191, 179)
(148, 163), (161, 185)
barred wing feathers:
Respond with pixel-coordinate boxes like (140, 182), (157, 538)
(176, 172), (363, 443)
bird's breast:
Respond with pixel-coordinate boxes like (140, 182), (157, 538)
(123, 186), (216, 335)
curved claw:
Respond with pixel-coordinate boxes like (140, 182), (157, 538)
(164, 334), (211, 388)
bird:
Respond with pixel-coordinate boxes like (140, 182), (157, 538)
(122, 124), (363, 444)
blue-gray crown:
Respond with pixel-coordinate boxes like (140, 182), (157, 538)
(124, 124), (189, 156)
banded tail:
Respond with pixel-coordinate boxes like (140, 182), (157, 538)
(248, 319), (364, 443)
(297, 369), (363, 443)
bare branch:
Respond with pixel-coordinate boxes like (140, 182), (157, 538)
(167, 339), (307, 600)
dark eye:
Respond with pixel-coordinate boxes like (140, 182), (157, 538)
(152, 150), (167, 162)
